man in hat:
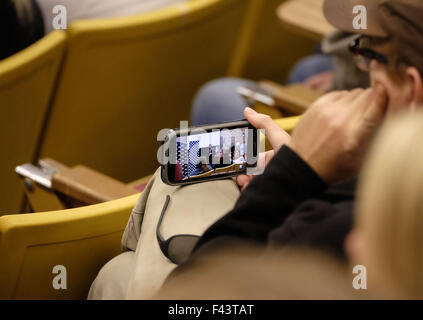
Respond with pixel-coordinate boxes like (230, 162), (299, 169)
(189, 0), (423, 260)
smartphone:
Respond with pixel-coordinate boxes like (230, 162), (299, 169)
(161, 120), (259, 186)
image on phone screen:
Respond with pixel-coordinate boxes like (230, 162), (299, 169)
(162, 122), (257, 185)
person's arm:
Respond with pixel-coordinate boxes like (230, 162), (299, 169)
(195, 85), (388, 252)
(194, 145), (326, 250)
(268, 197), (354, 259)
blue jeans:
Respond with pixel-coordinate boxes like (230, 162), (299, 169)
(191, 54), (333, 126)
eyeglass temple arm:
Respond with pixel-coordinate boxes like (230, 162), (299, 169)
(156, 195), (171, 243)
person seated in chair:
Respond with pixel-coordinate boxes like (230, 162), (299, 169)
(35, 0), (190, 34)
(186, 0), (423, 262)
(190, 10), (370, 126)
(1, 0), (45, 60)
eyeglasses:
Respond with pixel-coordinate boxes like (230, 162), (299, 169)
(156, 195), (200, 265)
(349, 35), (388, 72)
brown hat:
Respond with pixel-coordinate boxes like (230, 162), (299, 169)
(324, 0), (423, 72)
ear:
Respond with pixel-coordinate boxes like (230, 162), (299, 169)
(405, 67), (423, 109)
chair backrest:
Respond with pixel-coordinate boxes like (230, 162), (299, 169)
(0, 31), (66, 215)
(229, 0), (317, 82)
(39, 0), (248, 183)
(0, 193), (139, 299)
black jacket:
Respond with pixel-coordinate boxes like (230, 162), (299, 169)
(193, 145), (355, 260)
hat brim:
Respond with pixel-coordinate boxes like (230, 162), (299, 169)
(323, 0), (388, 38)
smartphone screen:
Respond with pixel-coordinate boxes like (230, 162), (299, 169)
(161, 121), (258, 185)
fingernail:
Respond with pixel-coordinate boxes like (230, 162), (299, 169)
(244, 107), (257, 115)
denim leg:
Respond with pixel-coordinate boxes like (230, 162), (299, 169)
(191, 77), (257, 126)
(288, 54), (334, 84)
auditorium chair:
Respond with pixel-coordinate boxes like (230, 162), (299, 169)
(0, 31), (66, 215)
(228, 0), (317, 83)
(37, 0), (250, 185)
(0, 194), (139, 299)
(15, 158), (147, 212)
(228, 0), (321, 119)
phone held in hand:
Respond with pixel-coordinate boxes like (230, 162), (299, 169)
(161, 120), (259, 186)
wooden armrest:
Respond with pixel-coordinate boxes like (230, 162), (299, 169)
(259, 81), (322, 115)
(19, 159), (148, 212)
(276, 0), (335, 41)
(52, 165), (139, 205)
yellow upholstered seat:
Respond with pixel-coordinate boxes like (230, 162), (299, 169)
(38, 0), (249, 183)
(0, 193), (139, 300)
(0, 31), (66, 215)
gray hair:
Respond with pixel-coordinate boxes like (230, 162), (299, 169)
(13, 0), (35, 24)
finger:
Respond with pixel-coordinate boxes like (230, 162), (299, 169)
(236, 174), (253, 190)
(244, 108), (291, 150)
(343, 88), (366, 103)
(311, 90), (348, 108)
(236, 175), (247, 187)
(351, 88), (374, 114)
(363, 84), (388, 124)
(353, 85), (388, 144)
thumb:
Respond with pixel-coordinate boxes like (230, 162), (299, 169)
(244, 107), (291, 150)
(355, 84), (388, 145)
